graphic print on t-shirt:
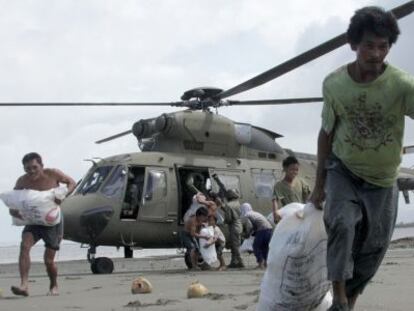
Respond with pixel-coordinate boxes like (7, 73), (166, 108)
(344, 92), (396, 151)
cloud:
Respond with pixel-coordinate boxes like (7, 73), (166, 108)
(0, 0), (413, 244)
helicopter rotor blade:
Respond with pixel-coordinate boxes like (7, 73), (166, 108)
(0, 102), (183, 107)
(216, 1), (414, 100)
(226, 97), (323, 106)
(95, 130), (132, 144)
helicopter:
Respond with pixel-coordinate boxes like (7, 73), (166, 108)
(1, 1), (414, 274)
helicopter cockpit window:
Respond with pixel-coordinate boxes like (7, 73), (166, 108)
(76, 166), (113, 195)
(100, 165), (127, 199)
(252, 171), (276, 199)
(143, 170), (167, 202)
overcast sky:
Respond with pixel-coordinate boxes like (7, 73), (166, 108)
(0, 0), (413, 245)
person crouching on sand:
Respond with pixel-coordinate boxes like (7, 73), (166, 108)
(182, 206), (209, 270)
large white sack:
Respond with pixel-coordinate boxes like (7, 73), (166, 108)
(257, 203), (331, 311)
(199, 226), (217, 265)
(267, 202), (304, 224)
(0, 185), (68, 226)
(240, 236), (254, 253)
(314, 291), (333, 311)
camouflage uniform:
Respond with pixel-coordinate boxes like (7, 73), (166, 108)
(222, 199), (244, 267)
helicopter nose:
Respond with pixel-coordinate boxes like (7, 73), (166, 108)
(62, 197), (114, 243)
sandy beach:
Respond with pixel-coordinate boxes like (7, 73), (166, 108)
(0, 242), (413, 311)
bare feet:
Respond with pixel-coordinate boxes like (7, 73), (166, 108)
(47, 286), (59, 296)
(11, 286), (29, 297)
(217, 266), (226, 271)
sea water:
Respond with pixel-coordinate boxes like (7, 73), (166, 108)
(0, 242), (180, 264)
(0, 227), (413, 264)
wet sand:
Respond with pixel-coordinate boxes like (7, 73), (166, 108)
(0, 242), (413, 311)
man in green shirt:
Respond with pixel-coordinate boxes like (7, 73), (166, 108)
(310, 6), (414, 311)
(272, 156), (310, 223)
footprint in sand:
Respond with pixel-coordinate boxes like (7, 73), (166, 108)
(65, 276), (82, 280)
(124, 298), (179, 308)
(86, 286), (102, 291)
(206, 293), (235, 300)
(244, 290), (260, 296)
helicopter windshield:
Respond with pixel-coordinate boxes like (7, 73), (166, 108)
(76, 166), (114, 195)
(101, 165), (127, 199)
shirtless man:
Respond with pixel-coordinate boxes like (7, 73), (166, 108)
(10, 152), (76, 297)
(182, 206), (209, 269)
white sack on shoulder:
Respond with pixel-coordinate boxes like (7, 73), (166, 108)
(0, 185), (68, 227)
(257, 203), (331, 311)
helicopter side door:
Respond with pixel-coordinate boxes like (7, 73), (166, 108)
(138, 166), (172, 222)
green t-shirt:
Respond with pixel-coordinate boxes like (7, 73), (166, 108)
(322, 64), (414, 187)
(273, 178), (310, 207)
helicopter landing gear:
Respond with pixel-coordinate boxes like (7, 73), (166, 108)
(124, 246), (133, 258)
(87, 246), (96, 263)
(87, 246), (114, 274)
(91, 257), (114, 274)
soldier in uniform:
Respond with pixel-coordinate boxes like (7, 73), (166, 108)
(221, 189), (244, 268)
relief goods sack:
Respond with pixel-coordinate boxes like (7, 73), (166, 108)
(257, 203), (331, 311)
(0, 186), (68, 226)
(198, 226), (217, 265)
(240, 235), (254, 253)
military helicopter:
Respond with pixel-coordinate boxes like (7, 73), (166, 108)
(2, 1), (414, 274)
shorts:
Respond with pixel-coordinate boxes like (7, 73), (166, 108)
(23, 221), (63, 251)
(181, 230), (199, 251)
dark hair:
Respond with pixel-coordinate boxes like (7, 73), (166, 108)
(22, 152), (43, 165)
(282, 156), (299, 169)
(207, 190), (219, 200)
(196, 206), (209, 217)
(347, 6), (400, 46)
(225, 189), (240, 201)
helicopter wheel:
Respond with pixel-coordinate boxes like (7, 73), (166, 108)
(91, 257), (114, 274)
(124, 246), (133, 258)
